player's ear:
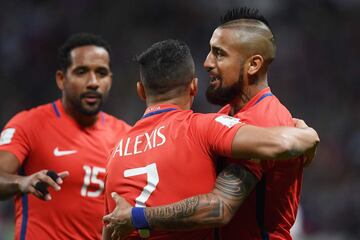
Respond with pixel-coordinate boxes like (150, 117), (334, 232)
(56, 70), (65, 90)
(247, 55), (264, 75)
(190, 77), (198, 97)
(136, 81), (146, 101)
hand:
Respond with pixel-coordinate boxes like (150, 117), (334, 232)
(293, 118), (308, 128)
(293, 118), (320, 167)
(303, 137), (319, 167)
(103, 192), (134, 240)
(17, 170), (69, 200)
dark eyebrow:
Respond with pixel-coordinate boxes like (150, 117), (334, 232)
(96, 66), (110, 70)
(212, 46), (226, 55)
(212, 45), (222, 51)
(73, 65), (89, 70)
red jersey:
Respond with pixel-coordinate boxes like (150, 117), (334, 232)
(218, 88), (304, 240)
(0, 100), (130, 240)
(105, 104), (244, 240)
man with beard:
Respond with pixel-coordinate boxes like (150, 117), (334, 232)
(104, 8), (312, 240)
(0, 33), (130, 239)
(102, 39), (318, 240)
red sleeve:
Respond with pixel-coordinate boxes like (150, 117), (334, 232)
(190, 113), (245, 158)
(0, 111), (32, 164)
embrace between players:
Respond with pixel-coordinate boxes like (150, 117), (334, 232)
(0, 7), (319, 240)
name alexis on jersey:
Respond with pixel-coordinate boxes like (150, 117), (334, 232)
(113, 126), (166, 157)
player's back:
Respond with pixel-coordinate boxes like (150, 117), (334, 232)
(219, 88), (303, 240)
(0, 100), (130, 240)
(105, 104), (242, 240)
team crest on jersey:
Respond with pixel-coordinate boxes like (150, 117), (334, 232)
(0, 128), (16, 145)
(215, 116), (241, 128)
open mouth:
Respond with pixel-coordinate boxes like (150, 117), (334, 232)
(210, 76), (221, 89)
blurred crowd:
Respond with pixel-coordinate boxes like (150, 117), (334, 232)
(0, 0), (359, 239)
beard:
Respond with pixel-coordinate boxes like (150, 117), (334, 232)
(67, 90), (106, 116)
(206, 73), (243, 106)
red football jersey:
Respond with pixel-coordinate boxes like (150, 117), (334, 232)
(0, 100), (130, 240)
(218, 88), (304, 240)
(105, 104), (244, 240)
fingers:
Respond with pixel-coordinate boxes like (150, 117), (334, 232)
(293, 118), (308, 128)
(57, 171), (70, 184)
(111, 192), (121, 202)
(111, 193), (132, 209)
(103, 213), (113, 224)
(106, 220), (133, 240)
(30, 170), (68, 201)
(27, 185), (48, 200)
(111, 225), (122, 240)
(304, 146), (317, 168)
(36, 172), (61, 191)
(302, 155), (311, 168)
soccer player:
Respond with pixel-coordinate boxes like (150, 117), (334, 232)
(102, 39), (319, 239)
(0, 33), (130, 240)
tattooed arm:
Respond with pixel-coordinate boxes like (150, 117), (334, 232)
(103, 164), (258, 238)
(146, 164), (258, 229)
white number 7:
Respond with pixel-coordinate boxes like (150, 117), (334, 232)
(124, 163), (159, 207)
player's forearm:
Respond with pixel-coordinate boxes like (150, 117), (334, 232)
(144, 165), (258, 231)
(145, 193), (227, 230)
(0, 171), (21, 200)
(232, 125), (319, 160)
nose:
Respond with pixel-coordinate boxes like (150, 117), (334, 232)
(203, 52), (214, 72)
(87, 71), (99, 90)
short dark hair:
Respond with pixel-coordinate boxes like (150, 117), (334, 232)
(135, 39), (195, 95)
(57, 33), (111, 72)
(221, 7), (271, 29)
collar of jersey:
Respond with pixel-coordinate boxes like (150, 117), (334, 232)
(142, 104), (180, 119)
(52, 99), (105, 127)
(239, 87), (273, 112)
(218, 87), (272, 115)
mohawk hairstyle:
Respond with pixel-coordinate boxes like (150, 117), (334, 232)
(221, 7), (271, 29)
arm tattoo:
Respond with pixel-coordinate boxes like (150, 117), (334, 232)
(145, 164), (258, 230)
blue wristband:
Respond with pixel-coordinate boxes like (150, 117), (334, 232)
(131, 207), (150, 229)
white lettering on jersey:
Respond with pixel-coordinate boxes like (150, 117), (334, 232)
(113, 139), (123, 157)
(134, 135), (143, 155)
(157, 126), (166, 146)
(0, 128), (16, 145)
(124, 138), (132, 156)
(215, 115), (241, 128)
(113, 126), (167, 157)
(144, 130), (155, 151)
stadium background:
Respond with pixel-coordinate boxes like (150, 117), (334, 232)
(0, 0), (359, 239)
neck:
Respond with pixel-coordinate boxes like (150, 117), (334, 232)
(146, 95), (192, 111)
(230, 79), (268, 115)
(62, 98), (98, 127)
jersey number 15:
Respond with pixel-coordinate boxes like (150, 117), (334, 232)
(81, 165), (106, 197)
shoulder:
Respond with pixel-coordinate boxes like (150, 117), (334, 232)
(270, 95), (292, 115)
(190, 112), (242, 130)
(101, 112), (131, 132)
(238, 95), (293, 126)
(5, 102), (54, 127)
(268, 95), (294, 125)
